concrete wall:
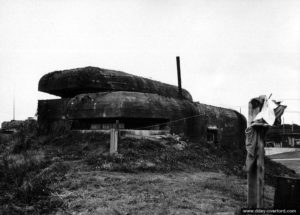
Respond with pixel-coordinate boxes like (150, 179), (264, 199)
(38, 99), (71, 134)
(37, 97), (247, 147)
(193, 102), (246, 147)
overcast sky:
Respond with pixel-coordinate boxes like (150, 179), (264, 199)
(0, 0), (299, 125)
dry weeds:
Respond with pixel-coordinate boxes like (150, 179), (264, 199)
(53, 162), (274, 215)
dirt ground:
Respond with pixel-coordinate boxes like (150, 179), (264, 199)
(52, 161), (275, 215)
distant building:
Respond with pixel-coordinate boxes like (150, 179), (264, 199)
(1, 120), (23, 133)
(0, 118), (36, 134)
(266, 124), (300, 148)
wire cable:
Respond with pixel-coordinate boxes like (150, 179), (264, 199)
(133, 113), (207, 130)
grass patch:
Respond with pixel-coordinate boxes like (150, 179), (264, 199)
(0, 149), (69, 214)
(0, 120), (70, 214)
(85, 137), (226, 173)
(56, 171), (257, 214)
(0, 125), (296, 214)
(202, 177), (246, 201)
(84, 135), (296, 187)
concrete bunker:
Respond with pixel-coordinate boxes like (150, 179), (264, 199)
(38, 66), (246, 143)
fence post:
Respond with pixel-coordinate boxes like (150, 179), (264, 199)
(110, 128), (118, 154)
(247, 100), (260, 208)
(257, 131), (265, 208)
(247, 98), (266, 208)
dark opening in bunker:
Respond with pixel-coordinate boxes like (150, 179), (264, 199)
(71, 118), (170, 130)
(207, 126), (218, 143)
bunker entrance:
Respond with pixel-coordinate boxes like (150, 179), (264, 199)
(207, 126), (218, 143)
(71, 118), (170, 130)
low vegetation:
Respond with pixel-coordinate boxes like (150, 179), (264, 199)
(0, 121), (296, 214)
(85, 135), (295, 186)
(0, 121), (68, 214)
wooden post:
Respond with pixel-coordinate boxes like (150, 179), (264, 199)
(116, 120), (119, 130)
(247, 98), (267, 208)
(116, 120), (120, 138)
(110, 128), (118, 154)
(257, 131), (265, 208)
(248, 100), (258, 208)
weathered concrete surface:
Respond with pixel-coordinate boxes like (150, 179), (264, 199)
(38, 99), (70, 120)
(37, 66), (247, 141)
(37, 93), (246, 141)
(194, 103), (246, 146)
(37, 92), (197, 134)
(38, 99), (71, 133)
(65, 92), (246, 141)
(66, 91), (197, 120)
(38, 66), (192, 101)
